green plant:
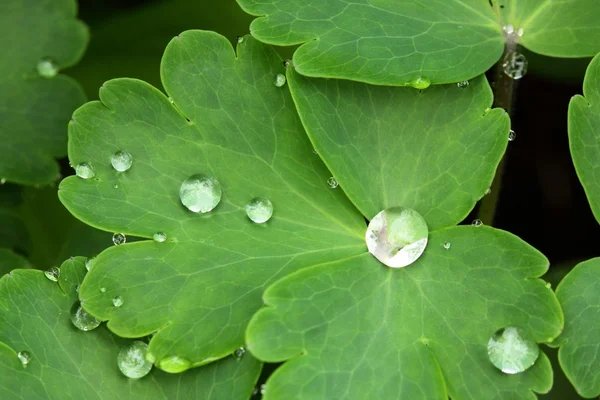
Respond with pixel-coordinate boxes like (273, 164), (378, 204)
(1, 0), (600, 399)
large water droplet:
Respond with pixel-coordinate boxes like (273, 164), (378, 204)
(153, 232), (167, 243)
(111, 150), (133, 172)
(37, 58), (58, 78)
(70, 302), (101, 331)
(113, 296), (123, 307)
(457, 80), (469, 89)
(117, 341), (153, 379)
(112, 233), (126, 246)
(366, 207), (429, 268)
(487, 326), (540, 374)
(17, 351), (31, 367)
(327, 177), (338, 189)
(508, 130), (516, 141)
(274, 73), (286, 87)
(75, 163), (95, 179)
(246, 197), (273, 224)
(410, 76), (431, 90)
(502, 52), (528, 80)
(159, 355), (191, 373)
(44, 267), (60, 282)
(233, 347), (246, 358)
(179, 174), (222, 213)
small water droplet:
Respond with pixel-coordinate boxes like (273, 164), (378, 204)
(260, 384), (266, 395)
(153, 232), (167, 242)
(85, 256), (95, 271)
(472, 219), (483, 227)
(488, 326), (540, 374)
(17, 351), (31, 367)
(312, 149), (318, 155)
(508, 130), (516, 141)
(75, 163), (95, 179)
(236, 36), (244, 44)
(179, 174), (222, 213)
(485, 187), (492, 195)
(159, 355), (191, 373)
(502, 52), (528, 80)
(457, 80), (469, 89)
(283, 59), (292, 68)
(233, 347), (246, 358)
(502, 24), (515, 35)
(327, 177), (338, 189)
(0, 178), (6, 185)
(410, 76), (430, 90)
(113, 184), (119, 189)
(44, 267), (60, 282)
(517, 28), (524, 37)
(366, 207), (429, 268)
(246, 197), (273, 224)
(118, 341), (153, 379)
(76, 285), (80, 293)
(168, 97), (174, 104)
(252, 387), (259, 396)
(112, 233), (126, 246)
(100, 287), (106, 293)
(111, 150), (133, 172)
(70, 301), (101, 331)
(37, 58), (58, 78)
(274, 73), (286, 87)
(545, 282), (552, 289)
(113, 296), (124, 307)
(443, 242), (451, 250)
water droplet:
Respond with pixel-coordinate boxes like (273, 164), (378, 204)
(159, 355), (191, 373)
(545, 282), (552, 289)
(488, 326), (540, 374)
(168, 97), (174, 104)
(274, 73), (286, 87)
(179, 174), (222, 213)
(75, 163), (95, 179)
(366, 207), (429, 268)
(443, 242), (451, 250)
(153, 232), (167, 242)
(517, 28), (524, 37)
(283, 59), (292, 68)
(233, 347), (246, 358)
(502, 52), (528, 80)
(112, 233), (126, 246)
(113, 296), (123, 307)
(18, 351), (31, 367)
(70, 301), (101, 331)
(118, 341), (153, 379)
(502, 24), (515, 35)
(236, 36), (244, 44)
(485, 187), (492, 195)
(111, 150), (133, 172)
(457, 80), (469, 89)
(113, 184), (119, 189)
(85, 256), (95, 271)
(36, 58), (58, 78)
(410, 76), (431, 90)
(327, 177), (338, 189)
(100, 287), (106, 293)
(260, 384), (266, 395)
(472, 219), (483, 227)
(246, 197), (273, 224)
(44, 267), (60, 282)
(508, 130), (516, 141)
(0, 178), (6, 185)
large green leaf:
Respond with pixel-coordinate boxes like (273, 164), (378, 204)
(0, 0), (88, 185)
(0, 257), (261, 399)
(59, 31), (365, 370)
(287, 69), (509, 229)
(554, 258), (600, 398)
(569, 53), (600, 224)
(246, 226), (563, 400)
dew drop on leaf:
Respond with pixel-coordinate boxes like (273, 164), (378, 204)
(485, 188), (492, 195)
(260, 384), (266, 395)
(100, 287), (106, 293)
(112, 233), (126, 246)
(246, 197), (273, 224)
(472, 219), (483, 227)
(75, 163), (95, 179)
(70, 301), (101, 332)
(410, 76), (430, 90)
(112, 296), (123, 307)
(36, 58), (58, 78)
(117, 341), (153, 379)
(366, 207), (429, 268)
(17, 351), (31, 367)
(179, 174), (222, 213)
(502, 24), (515, 35)
(44, 267), (60, 282)
(502, 52), (528, 80)
(153, 232), (167, 242)
(274, 73), (286, 87)
(457, 80), (469, 89)
(85, 256), (95, 271)
(236, 35), (244, 44)
(159, 355), (191, 373)
(487, 326), (540, 374)
(327, 177), (338, 189)
(508, 130), (516, 141)
(233, 347), (246, 358)
(111, 150), (133, 172)
(443, 242), (451, 250)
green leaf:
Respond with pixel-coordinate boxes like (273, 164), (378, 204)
(58, 31), (365, 370)
(502, 0), (600, 58)
(554, 258), (600, 398)
(569, 53), (600, 224)
(236, 0), (504, 86)
(0, 0), (88, 185)
(0, 257), (261, 399)
(287, 69), (509, 229)
(247, 226), (563, 400)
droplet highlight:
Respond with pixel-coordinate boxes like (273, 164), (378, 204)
(17, 351), (31, 367)
(153, 232), (167, 243)
(112, 233), (126, 246)
(179, 174), (222, 213)
(366, 207), (429, 268)
(274, 73), (286, 87)
(246, 197), (273, 224)
(113, 296), (123, 307)
(410, 76), (431, 90)
(44, 267), (60, 282)
(118, 341), (153, 379)
(488, 326), (540, 374)
(111, 150), (133, 172)
(75, 163), (95, 179)
(159, 355), (191, 373)
(36, 58), (58, 78)
(502, 52), (528, 80)
(70, 302), (101, 332)
(327, 177), (338, 189)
